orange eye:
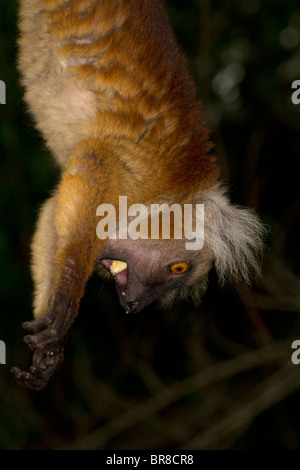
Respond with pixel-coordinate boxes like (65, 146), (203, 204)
(169, 262), (189, 274)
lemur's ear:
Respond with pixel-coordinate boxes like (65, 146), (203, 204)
(204, 185), (266, 285)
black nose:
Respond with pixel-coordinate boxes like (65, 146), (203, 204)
(125, 301), (139, 314)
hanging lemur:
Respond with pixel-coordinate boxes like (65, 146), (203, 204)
(12, 0), (264, 390)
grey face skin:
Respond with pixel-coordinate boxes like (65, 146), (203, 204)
(99, 237), (213, 313)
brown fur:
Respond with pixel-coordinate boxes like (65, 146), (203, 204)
(18, 0), (219, 318)
(12, 0), (262, 390)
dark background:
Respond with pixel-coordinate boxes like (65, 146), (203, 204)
(1, 0), (300, 450)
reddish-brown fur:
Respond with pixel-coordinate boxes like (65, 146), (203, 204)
(18, 0), (219, 313)
(12, 0), (255, 390)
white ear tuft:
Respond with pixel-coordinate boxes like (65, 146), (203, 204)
(204, 186), (266, 286)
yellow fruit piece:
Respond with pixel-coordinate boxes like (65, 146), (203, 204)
(110, 260), (127, 274)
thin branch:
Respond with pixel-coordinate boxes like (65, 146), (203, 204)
(182, 362), (300, 449)
(62, 341), (292, 450)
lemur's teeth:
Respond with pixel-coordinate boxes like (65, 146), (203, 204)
(110, 260), (127, 274)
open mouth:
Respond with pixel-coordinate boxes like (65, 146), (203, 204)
(101, 259), (128, 297)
